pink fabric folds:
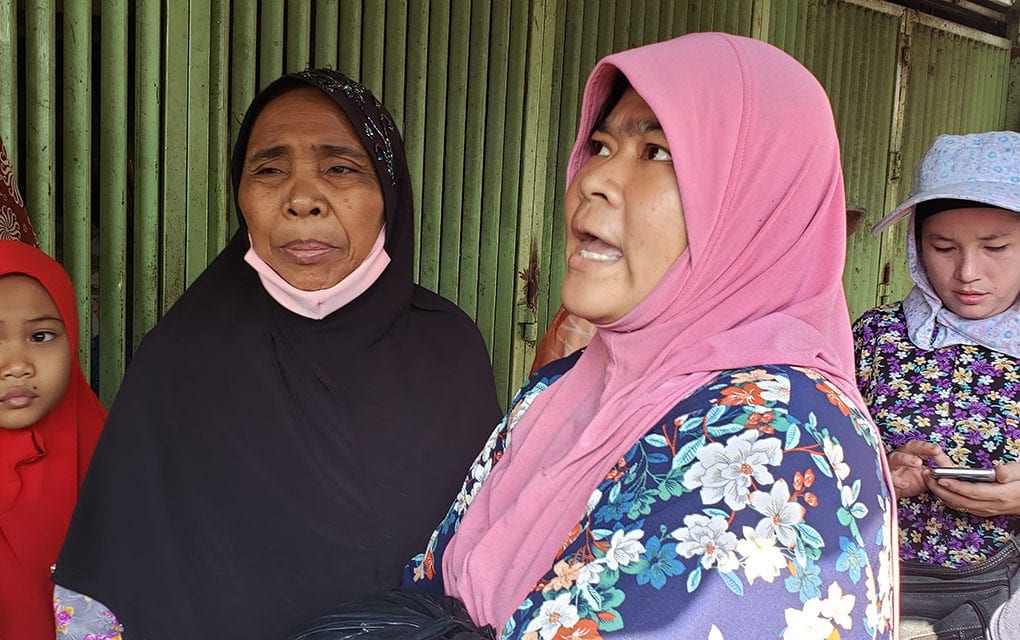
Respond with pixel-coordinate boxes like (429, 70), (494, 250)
(243, 228), (390, 320)
(442, 32), (879, 629)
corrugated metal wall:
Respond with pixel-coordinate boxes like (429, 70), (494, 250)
(538, 0), (1012, 331)
(1, 0), (1014, 407)
(764, 0), (904, 319)
(0, 0), (558, 405)
(880, 11), (1011, 305)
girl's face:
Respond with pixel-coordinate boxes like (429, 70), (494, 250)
(0, 275), (71, 430)
(919, 207), (1020, 320)
(561, 88), (688, 324)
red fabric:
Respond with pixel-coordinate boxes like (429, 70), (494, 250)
(0, 139), (37, 246)
(0, 240), (105, 639)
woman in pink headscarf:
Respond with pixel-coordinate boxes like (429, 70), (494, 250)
(291, 32), (896, 640)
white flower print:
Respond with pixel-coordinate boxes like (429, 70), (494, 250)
(524, 592), (580, 640)
(684, 431), (783, 510)
(755, 376), (791, 403)
(575, 561), (604, 588)
(783, 599), (836, 640)
(822, 436), (850, 481)
(749, 479), (804, 548)
(819, 583), (855, 630)
(734, 525), (787, 584)
(708, 625), (725, 640)
(603, 528), (645, 571)
(671, 513), (739, 571)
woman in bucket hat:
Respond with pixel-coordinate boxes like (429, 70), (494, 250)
(855, 131), (1020, 640)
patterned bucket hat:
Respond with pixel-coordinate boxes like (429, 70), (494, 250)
(872, 130), (1020, 233)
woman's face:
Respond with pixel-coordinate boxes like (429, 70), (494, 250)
(561, 88), (688, 324)
(919, 206), (1020, 319)
(238, 87), (385, 291)
(0, 275), (71, 430)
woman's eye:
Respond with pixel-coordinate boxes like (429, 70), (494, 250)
(328, 165), (354, 175)
(589, 140), (610, 157)
(254, 166), (282, 176)
(29, 331), (56, 343)
(985, 244), (1008, 252)
(930, 245), (954, 254)
(644, 144), (672, 162)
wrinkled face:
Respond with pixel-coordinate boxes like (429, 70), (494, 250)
(920, 207), (1020, 320)
(0, 275), (72, 430)
(561, 88), (688, 324)
(238, 87), (385, 291)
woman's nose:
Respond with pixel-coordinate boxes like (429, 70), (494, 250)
(286, 175), (326, 217)
(576, 155), (623, 206)
(955, 251), (980, 283)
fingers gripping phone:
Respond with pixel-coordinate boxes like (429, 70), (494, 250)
(929, 467), (997, 482)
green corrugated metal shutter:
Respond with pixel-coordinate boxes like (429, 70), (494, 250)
(1, 0), (1014, 408)
(1, 0), (558, 407)
(881, 12), (1010, 307)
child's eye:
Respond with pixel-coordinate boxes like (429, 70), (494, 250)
(643, 144), (672, 162)
(985, 244), (1008, 252)
(930, 245), (954, 254)
(29, 331), (57, 343)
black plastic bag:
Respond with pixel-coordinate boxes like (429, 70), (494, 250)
(285, 590), (497, 640)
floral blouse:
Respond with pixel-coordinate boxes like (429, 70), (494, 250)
(854, 304), (1020, 568)
(405, 357), (895, 639)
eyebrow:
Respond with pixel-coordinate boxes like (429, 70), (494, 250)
(928, 232), (1014, 242)
(594, 117), (663, 136)
(247, 143), (369, 166)
(27, 316), (64, 323)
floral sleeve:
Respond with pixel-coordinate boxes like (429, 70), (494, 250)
(54, 585), (124, 640)
(852, 307), (884, 409)
(407, 364), (896, 640)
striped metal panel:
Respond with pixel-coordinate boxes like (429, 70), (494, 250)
(61, 0), (92, 368)
(765, 0), (905, 322)
(0, 0), (1013, 408)
(1, 0), (554, 407)
(881, 12), (1010, 307)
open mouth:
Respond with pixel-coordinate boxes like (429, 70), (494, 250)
(571, 226), (623, 264)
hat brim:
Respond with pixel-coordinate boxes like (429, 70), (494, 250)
(871, 179), (1020, 234)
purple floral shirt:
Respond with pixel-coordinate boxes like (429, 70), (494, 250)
(854, 304), (1020, 568)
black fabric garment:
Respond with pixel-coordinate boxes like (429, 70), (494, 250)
(286, 591), (495, 640)
(55, 70), (501, 640)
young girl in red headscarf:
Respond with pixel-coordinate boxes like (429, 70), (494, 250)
(0, 239), (106, 639)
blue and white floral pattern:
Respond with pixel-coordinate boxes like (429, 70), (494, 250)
(406, 358), (895, 639)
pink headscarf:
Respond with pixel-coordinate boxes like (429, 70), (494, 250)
(443, 33), (878, 628)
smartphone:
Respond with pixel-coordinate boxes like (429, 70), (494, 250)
(930, 467), (997, 482)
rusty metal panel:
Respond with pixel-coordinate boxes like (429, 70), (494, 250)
(880, 12), (1010, 307)
(766, 0), (904, 322)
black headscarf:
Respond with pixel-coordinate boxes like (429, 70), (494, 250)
(55, 70), (501, 640)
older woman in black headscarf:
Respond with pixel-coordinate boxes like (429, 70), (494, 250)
(52, 70), (501, 639)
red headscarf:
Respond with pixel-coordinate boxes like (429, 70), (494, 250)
(0, 240), (105, 639)
(0, 138), (37, 246)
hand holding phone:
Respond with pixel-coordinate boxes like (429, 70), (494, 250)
(929, 467), (997, 483)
